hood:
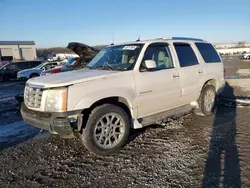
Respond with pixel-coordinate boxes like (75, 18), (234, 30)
(27, 69), (122, 88)
(67, 42), (100, 57)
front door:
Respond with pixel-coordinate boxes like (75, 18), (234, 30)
(3, 63), (18, 80)
(134, 43), (181, 118)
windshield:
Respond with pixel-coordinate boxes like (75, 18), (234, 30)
(65, 58), (77, 66)
(0, 63), (10, 70)
(35, 63), (46, 69)
(87, 44), (143, 71)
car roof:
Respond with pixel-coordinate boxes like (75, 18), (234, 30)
(107, 37), (208, 47)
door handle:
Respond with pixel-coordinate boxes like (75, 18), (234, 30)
(198, 70), (203, 74)
(173, 74), (179, 79)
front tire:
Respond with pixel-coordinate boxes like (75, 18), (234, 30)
(81, 104), (130, 155)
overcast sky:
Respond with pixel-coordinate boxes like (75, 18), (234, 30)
(0, 0), (249, 47)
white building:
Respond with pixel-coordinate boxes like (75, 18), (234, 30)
(215, 43), (250, 49)
(0, 41), (37, 61)
(216, 47), (250, 55)
(214, 43), (250, 55)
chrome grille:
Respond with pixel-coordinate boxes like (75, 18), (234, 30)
(24, 85), (43, 108)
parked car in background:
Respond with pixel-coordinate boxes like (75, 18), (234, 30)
(41, 42), (100, 75)
(0, 60), (42, 82)
(17, 62), (58, 80)
(41, 57), (78, 76)
(243, 53), (250, 59)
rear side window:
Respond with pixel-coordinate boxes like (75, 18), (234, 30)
(174, 43), (199, 67)
(29, 61), (42, 68)
(16, 62), (29, 69)
(195, 43), (221, 63)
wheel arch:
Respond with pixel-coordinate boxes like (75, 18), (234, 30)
(78, 96), (135, 131)
(202, 79), (217, 91)
(29, 72), (40, 78)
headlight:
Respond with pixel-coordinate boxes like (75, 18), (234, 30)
(45, 88), (67, 112)
(18, 72), (24, 76)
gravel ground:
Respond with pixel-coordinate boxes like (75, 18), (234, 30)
(0, 57), (250, 187)
(224, 58), (250, 79)
(0, 106), (250, 188)
(0, 81), (25, 99)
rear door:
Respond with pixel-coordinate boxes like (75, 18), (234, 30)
(194, 42), (224, 90)
(134, 42), (181, 118)
(173, 42), (205, 104)
(16, 62), (29, 71)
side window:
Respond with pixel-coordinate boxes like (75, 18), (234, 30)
(30, 61), (41, 68)
(16, 62), (28, 70)
(6, 63), (17, 71)
(142, 43), (174, 70)
(195, 43), (221, 63)
(174, 43), (199, 67)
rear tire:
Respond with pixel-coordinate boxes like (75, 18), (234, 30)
(80, 104), (130, 155)
(195, 85), (216, 116)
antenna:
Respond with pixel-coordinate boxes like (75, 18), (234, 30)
(136, 36), (140, 42)
(110, 32), (114, 45)
(112, 32), (114, 44)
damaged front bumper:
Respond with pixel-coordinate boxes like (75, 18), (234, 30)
(21, 103), (81, 138)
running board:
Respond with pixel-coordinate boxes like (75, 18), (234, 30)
(134, 104), (194, 128)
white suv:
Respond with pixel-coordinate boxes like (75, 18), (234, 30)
(21, 37), (225, 155)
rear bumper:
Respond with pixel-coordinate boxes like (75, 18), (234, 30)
(21, 103), (81, 138)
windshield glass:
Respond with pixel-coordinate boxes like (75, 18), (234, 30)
(0, 63), (10, 70)
(87, 44), (143, 71)
(35, 63), (46, 69)
(65, 58), (77, 66)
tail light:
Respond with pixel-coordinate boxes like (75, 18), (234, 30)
(223, 68), (226, 78)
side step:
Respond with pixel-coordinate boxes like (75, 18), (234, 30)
(137, 104), (194, 127)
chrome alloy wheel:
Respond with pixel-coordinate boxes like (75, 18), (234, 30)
(204, 89), (215, 112)
(93, 113), (125, 149)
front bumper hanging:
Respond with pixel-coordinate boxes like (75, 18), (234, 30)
(21, 103), (81, 138)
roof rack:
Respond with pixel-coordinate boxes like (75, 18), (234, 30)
(161, 37), (204, 42)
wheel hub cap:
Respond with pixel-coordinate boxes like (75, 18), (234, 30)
(204, 89), (215, 112)
(94, 113), (125, 149)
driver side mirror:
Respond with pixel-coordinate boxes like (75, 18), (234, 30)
(144, 60), (157, 70)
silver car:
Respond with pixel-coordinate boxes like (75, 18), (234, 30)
(17, 62), (58, 80)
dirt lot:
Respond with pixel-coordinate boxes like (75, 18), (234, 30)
(0, 57), (250, 187)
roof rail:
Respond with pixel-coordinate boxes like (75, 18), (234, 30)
(171, 37), (204, 42)
(159, 37), (203, 42)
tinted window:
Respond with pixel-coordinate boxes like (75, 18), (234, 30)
(195, 43), (221, 63)
(30, 61), (42, 67)
(6, 63), (17, 70)
(142, 43), (174, 70)
(174, 43), (199, 67)
(16, 62), (29, 69)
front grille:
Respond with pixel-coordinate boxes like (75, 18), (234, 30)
(24, 85), (43, 108)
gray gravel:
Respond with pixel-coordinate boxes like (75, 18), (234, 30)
(0, 57), (250, 187)
(0, 106), (250, 187)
